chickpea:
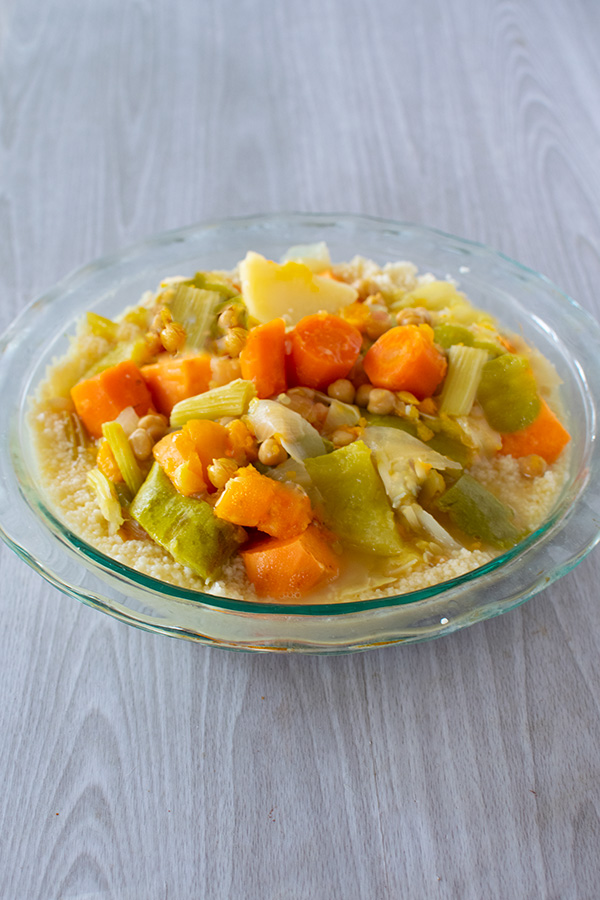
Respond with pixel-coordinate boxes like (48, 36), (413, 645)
(367, 388), (396, 415)
(145, 331), (163, 356)
(138, 414), (168, 441)
(160, 321), (186, 353)
(152, 307), (172, 331)
(331, 429), (356, 448)
(217, 306), (239, 331)
(258, 437), (288, 467)
(222, 326), (247, 358)
(327, 379), (356, 404)
(207, 457), (238, 490)
(128, 428), (153, 461)
(396, 306), (431, 327)
(355, 384), (373, 407)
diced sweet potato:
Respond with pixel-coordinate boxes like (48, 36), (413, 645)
(241, 525), (340, 598)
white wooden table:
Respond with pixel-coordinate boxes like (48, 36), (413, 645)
(1, 1), (599, 897)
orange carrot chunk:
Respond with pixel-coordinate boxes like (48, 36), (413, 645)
(214, 465), (312, 539)
(289, 313), (362, 390)
(96, 440), (124, 482)
(239, 318), (287, 398)
(71, 359), (152, 438)
(363, 324), (447, 399)
(499, 399), (571, 465)
(184, 419), (231, 482)
(241, 525), (340, 598)
(153, 430), (207, 496)
(153, 418), (232, 496)
(140, 354), (212, 416)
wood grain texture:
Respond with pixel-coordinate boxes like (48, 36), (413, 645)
(0, 0), (599, 897)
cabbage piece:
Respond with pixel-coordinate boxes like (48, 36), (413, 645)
(267, 457), (323, 507)
(400, 503), (461, 550)
(363, 426), (461, 509)
(87, 468), (124, 535)
(322, 398), (360, 433)
(247, 398), (326, 461)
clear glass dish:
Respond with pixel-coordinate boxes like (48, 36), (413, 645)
(0, 214), (598, 653)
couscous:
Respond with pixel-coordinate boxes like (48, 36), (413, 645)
(30, 243), (570, 603)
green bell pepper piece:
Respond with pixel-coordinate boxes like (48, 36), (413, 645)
(305, 441), (403, 555)
(130, 463), (244, 581)
(436, 473), (522, 549)
(477, 354), (540, 433)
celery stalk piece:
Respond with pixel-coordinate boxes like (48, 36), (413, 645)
(247, 398), (326, 461)
(101, 421), (145, 495)
(87, 468), (124, 535)
(439, 345), (488, 417)
(64, 412), (89, 457)
(184, 271), (240, 300)
(167, 283), (222, 349)
(86, 312), (118, 341)
(362, 426), (461, 509)
(130, 463), (244, 581)
(304, 440), (403, 555)
(170, 379), (256, 428)
(84, 337), (153, 378)
(436, 473), (522, 549)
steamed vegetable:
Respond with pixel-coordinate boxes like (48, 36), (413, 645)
(288, 313), (362, 390)
(96, 439), (123, 482)
(153, 419), (231, 496)
(87, 468), (124, 534)
(239, 318), (287, 398)
(84, 338), (154, 378)
(246, 398), (326, 461)
(477, 354), (540, 432)
(279, 241), (331, 273)
(362, 426), (461, 508)
(101, 420), (145, 495)
(130, 463), (244, 580)
(304, 441), (403, 555)
(363, 324), (447, 398)
(436, 474), (521, 549)
(57, 242), (572, 604)
(214, 465), (312, 539)
(166, 282), (222, 349)
(71, 360), (152, 438)
(141, 354), (212, 416)
(438, 345), (488, 416)
(239, 251), (358, 324)
(241, 525), (340, 598)
(499, 399), (570, 464)
(170, 379), (256, 427)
